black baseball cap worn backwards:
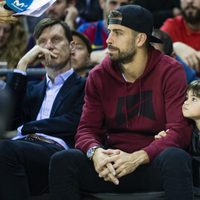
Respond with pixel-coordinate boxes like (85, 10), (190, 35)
(108, 5), (162, 43)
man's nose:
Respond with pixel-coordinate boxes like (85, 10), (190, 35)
(106, 32), (113, 45)
(44, 40), (54, 50)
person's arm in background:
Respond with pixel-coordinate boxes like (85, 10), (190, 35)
(64, 3), (78, 30)
(173, 42), (200, 72)
(90, 48), (108, 64)
(6, 45), (57, 129)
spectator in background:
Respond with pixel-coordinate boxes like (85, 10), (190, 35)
(161, 0), (200, 72)
(77, 0), (131, 51)
(46, 0), (78, 30)
(0, 20), (27, 68)
(26, 0), (78, 34)
(151, 29), (200, 83)
(71, 30), (93, 77)
(75, 0), (103, 23)
(134, 0), (181, 28)
(0, 18), (85, 199)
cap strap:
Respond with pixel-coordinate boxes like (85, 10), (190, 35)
(107, 18), (122, 25)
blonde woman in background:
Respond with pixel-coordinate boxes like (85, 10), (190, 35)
(0, 19), (27, 69)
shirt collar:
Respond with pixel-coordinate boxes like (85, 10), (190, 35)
(46, 68), (74, 88)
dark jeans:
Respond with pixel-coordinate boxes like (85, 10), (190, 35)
(49, 147), (194, 200)
(0, 139), (63, 200)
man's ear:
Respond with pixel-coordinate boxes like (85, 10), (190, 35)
(136, 33), (147, 47)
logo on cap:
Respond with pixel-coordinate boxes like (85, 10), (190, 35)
(6, 0), (33, 12)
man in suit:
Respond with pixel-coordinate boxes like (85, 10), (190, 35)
(0, 18), (85, 200)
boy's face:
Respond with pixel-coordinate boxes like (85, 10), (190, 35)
(71, 35), (90, 70)
(182, 90), (200, 120)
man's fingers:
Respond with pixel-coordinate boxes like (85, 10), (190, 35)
(106, 163), (116, 176)
(98, 163), (115, 178)
(116, 169), (127, 178)
(99, 167), (109, 178)
(103, 173), (119, 185)
(186, 55), (200, 71)
(102, 149), (120, 155)
(40, 49), (57, 66)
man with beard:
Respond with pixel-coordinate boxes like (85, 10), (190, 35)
(161, 0), (200, 72)
(49, 5), (193, 200)
(0, 18), (85, 199)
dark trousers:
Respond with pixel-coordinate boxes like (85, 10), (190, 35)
(0, 139), (63, 200)
(49, 147), (194, 200)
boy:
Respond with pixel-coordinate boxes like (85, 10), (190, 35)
(156, 80), (200, 155)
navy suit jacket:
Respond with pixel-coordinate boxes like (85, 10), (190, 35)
(6, 71), (85, 147)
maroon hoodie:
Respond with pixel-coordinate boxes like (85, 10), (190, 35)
(75, 47), (192, 161)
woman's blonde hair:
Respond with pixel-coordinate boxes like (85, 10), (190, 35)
(0, 19), (27, 68)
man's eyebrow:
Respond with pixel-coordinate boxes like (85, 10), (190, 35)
(108, 28), (124, 32)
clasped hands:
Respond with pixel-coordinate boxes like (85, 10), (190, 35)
(92, 148), (149, 185)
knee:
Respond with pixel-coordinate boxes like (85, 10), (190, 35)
(50, 149), (84, 172)
(158, 147), (192, 172)
(0, 140), (15, 156)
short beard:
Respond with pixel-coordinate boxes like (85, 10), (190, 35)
(110, 49), (136, 64)
(182, 8), (200, 25)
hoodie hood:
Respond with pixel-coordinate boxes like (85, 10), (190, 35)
(100, 47), (163, 83)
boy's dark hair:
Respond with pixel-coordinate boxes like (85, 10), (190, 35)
(187, 80), (200, 98)
(71, 31), (92, 54)
(33, 18), (73, 42)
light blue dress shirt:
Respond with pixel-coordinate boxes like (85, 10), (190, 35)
(13, 68), (74, 149)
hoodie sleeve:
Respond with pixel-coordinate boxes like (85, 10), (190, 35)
(75, 71), (106, 153)
(143, 63), (192, 161)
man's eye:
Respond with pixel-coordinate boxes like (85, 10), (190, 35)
(38, 39), (46, 45)
(53, 37), (60, 42)
(115, 31), (123, 35)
